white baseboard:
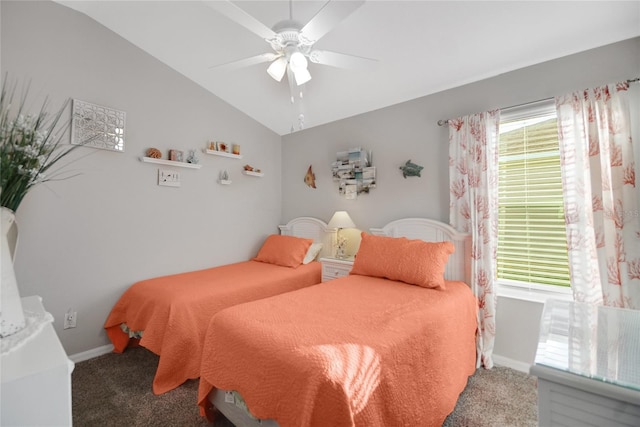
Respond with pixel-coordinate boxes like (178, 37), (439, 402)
(69, 344), (113, 363)
(493, 353), (531, 374)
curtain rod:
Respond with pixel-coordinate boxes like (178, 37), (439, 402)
(437, 77), (640, 126)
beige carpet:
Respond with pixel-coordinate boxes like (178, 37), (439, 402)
(72, 346), (537, 426)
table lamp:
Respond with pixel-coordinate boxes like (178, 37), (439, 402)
(328, 211), (356, 259)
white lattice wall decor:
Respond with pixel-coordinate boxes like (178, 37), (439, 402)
(72, 99), (126, 152)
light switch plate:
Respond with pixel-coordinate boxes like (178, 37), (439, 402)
(158, 169), (181, 187)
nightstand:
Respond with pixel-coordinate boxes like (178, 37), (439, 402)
(319, 257), (354, 282)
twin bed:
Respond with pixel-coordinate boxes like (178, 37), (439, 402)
(104, 217), (331, 394)
(197, 218), (477, 427)
(105, 217), (479, 426)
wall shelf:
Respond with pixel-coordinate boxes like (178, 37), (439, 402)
(242, 170), (264, 177)
(204, 149), (242, 159)
(218, 179), (232, 185)
(140, 157), (202, 169)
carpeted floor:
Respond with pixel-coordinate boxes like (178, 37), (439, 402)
(72, 346), (537, 426)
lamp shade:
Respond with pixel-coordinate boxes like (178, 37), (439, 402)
(328, 211), (356, 229)
(293, 67), (311, 86)
(267, 57), (287, 82)
(289, 51), (308, 71)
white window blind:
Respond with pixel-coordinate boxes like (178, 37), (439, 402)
(497, 102), (571, 287)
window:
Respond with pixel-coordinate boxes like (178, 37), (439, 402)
(497, 102), (571, 289)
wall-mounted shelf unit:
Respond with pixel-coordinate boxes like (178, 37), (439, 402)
(242, 170), (264, 177)
(204, 149), (242, 159)
(218, 179), (232, 185)
(139, 156), (202, 169)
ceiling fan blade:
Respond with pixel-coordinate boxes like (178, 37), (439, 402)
(309, 50), (376, 70)
(300, 0), (365, 42)
(204, 0), (276, 40)
(209, 53), (280, 72)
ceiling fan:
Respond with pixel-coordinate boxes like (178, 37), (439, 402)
(205, 0), (375, 92)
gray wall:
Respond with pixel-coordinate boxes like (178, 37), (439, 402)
(3, 0), (639, 368)
(282, 37), (640, 367)
(1, 0), (282, 355)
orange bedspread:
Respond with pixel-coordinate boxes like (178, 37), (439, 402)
(104, 260), (321, 394)
(198, 275), (478, 427)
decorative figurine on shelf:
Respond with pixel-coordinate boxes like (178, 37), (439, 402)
(146, 147), (162, 159)
(186, 149), (199, 164)
(243, 164), (262, 174)
(399, 159), (424, 178)
(221, 170), (229, 181)
(304, 165), (316, 188)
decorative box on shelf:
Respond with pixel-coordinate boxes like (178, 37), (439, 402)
(319, 257), (354, 282)
(139, 156), (202, 169)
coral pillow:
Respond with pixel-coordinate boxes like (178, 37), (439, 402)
(253, 235), (313, 268)
(350, 232), (455, 289)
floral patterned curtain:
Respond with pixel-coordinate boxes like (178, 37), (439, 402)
(449, 110), (500, 368)
(556, 82), (640, 309)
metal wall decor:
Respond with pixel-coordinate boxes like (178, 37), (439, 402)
(72, 99), (126, 152)
(304, 165), (316, 189)
(399, 160), (424, 178)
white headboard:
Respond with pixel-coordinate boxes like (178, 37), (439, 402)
(370, 218), (471, 285)
(279, 217), (332, 258)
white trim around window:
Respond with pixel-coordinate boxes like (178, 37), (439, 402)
(496, 278), (573, 304)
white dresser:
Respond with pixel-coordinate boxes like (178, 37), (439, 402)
(530, 299), (640, 427)
(1, 295), (74, 426)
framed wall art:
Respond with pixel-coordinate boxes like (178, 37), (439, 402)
(331, 147), (376, 199)
(71, 99), (126, 152)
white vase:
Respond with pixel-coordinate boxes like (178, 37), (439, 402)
(1, 207), (26, 337)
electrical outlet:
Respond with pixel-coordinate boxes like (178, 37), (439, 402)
(158, 169), (181, 187)
(64, 310), (77, 329)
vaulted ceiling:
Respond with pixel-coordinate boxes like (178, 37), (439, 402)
(55, 1), (640, 135)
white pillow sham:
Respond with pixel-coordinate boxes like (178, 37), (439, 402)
(302, 243), (323, 264)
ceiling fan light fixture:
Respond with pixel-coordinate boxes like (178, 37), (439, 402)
(267, 57), (287, 81)
(289, 51), (308, 72)
(293, 67), (312, 86)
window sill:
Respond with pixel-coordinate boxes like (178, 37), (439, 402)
(496, 280), (573, 305)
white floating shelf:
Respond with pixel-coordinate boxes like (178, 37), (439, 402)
(204, 149), (242, 159)
(242, 170), (264, 177)
(140, 157), (202, 169)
